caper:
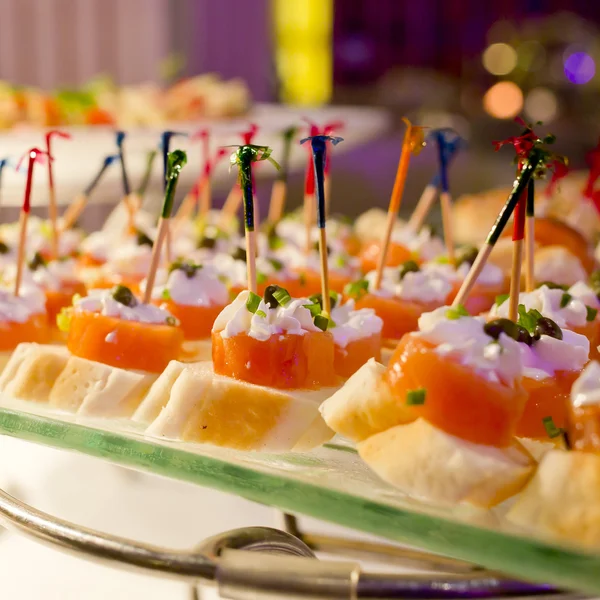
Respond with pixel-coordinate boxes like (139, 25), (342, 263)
(534, 317), (563, 340)
(263, 284), (284, 309)
(515, 324), (534, 346)
(484, 318), (519, 341)
(169, 261), (201, 279)
(111, 285), (138, 308)
(135, 230), (154, 248)
(537, 281), (568, 291)
(231, 247), (247, 262)
(399, 260), (420, 280)
(197, 235), (216, 250)
(28, 252), (47, 272)
(312, 241), (332, 256)
(457, 246), (478, 268)
(308, 292), (338, 310)
(0, 241), (9, 254)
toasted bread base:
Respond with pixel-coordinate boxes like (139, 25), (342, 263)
(138, 360), (337, 452)
(0, 343), (69, 402)
(49, 356), (157, 417)
(358, 419), (535, 508)
(507, 449), (600, 546)
(320, 359), (413, 442)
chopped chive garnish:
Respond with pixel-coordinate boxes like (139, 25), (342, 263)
(161, 289), (171, 300)
(255, 309), (267, 318)
(165, 316), (178, 326)
(267, 257), (284, 271)
(406, 388), (426, 405)
(560, 293), (572, 308)
(344, 278), (369, 299)
(445, 304), (469, 320)
(586, 306), (598, 322)
(303, 302), (322, 317)
(257, 272), (267, 285)
(517, 304), (543, 334)
(56, 307), (72, 333)
(335, 255), (347, 268)
(273, 287), (292, 306)
(495, 293), (509, 307)
(314, 314), (330, 331)
(538, 281), (568, 291)
(542, 416), (564, 439)
(298, 273), (307, 286)
(246, 291), (261, 314)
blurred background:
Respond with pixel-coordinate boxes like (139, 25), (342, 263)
(1, 0), (600, 222)
(0, 1), (599, 597)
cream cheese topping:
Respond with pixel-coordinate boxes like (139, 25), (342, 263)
(571, 361), (600, 408)
(213, 290), (320, 341)
(416, 306), (522, 386)
(152, 264), (229, 307)
(390, 225), (445, 261)
(490, 285), (593, 329)
(329, 298), (382, 348)
(364, 264), (454, 303)
(0, 287), (46, 322)
(75, 289), (175, 325)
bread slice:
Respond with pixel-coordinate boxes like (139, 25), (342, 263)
(319, 359), (414, 442)
(358, 419), (535, 508)
(507, 450), (600, 545)
(49, 356), (157, 417)
(0, 343), (69, 402)
(143, 361), (337, 452)
(132, 360), (187, 424)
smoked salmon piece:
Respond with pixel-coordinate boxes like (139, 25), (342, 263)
(0, 314), (50, 352)
(355, 294), (443, 341)
(67, 311), (183, 373)
(212, 330), (337, 390)
(359, 240), (413, 274)
(157, 300), (225, 340)
(334, 333), (382, 379)
(517, 372), (578, 439)
(45, 281), (87, 325)
(386, 334), (527, 447)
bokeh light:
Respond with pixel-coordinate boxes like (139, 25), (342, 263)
(525, 87), (559, 123)
(483, 81), (524, 119)
(482, 43), (518, 75)
(564, 51), (596, 84)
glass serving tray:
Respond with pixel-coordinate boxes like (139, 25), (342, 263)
(0, 397), (598, 595)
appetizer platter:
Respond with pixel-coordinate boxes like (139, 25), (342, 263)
(3, 117), (600, 593)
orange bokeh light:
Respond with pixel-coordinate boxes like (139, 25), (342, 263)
(483, 81), (524, 119)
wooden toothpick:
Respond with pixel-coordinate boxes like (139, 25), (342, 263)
(61, 154), (118, 231)
(373, 118), (425, 290)
(230, 144), (280, 293)
(268, 126), (297, 223)
(301, 135), (344, 316)
(143, 150), (187, 304)
(525, 179), (535, 292)
(45, 130), (71, 258)
(14, 148), (48, 296)
(453, 149), (544, 307)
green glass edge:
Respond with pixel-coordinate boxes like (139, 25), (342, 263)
(0, 406), (598, 594)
